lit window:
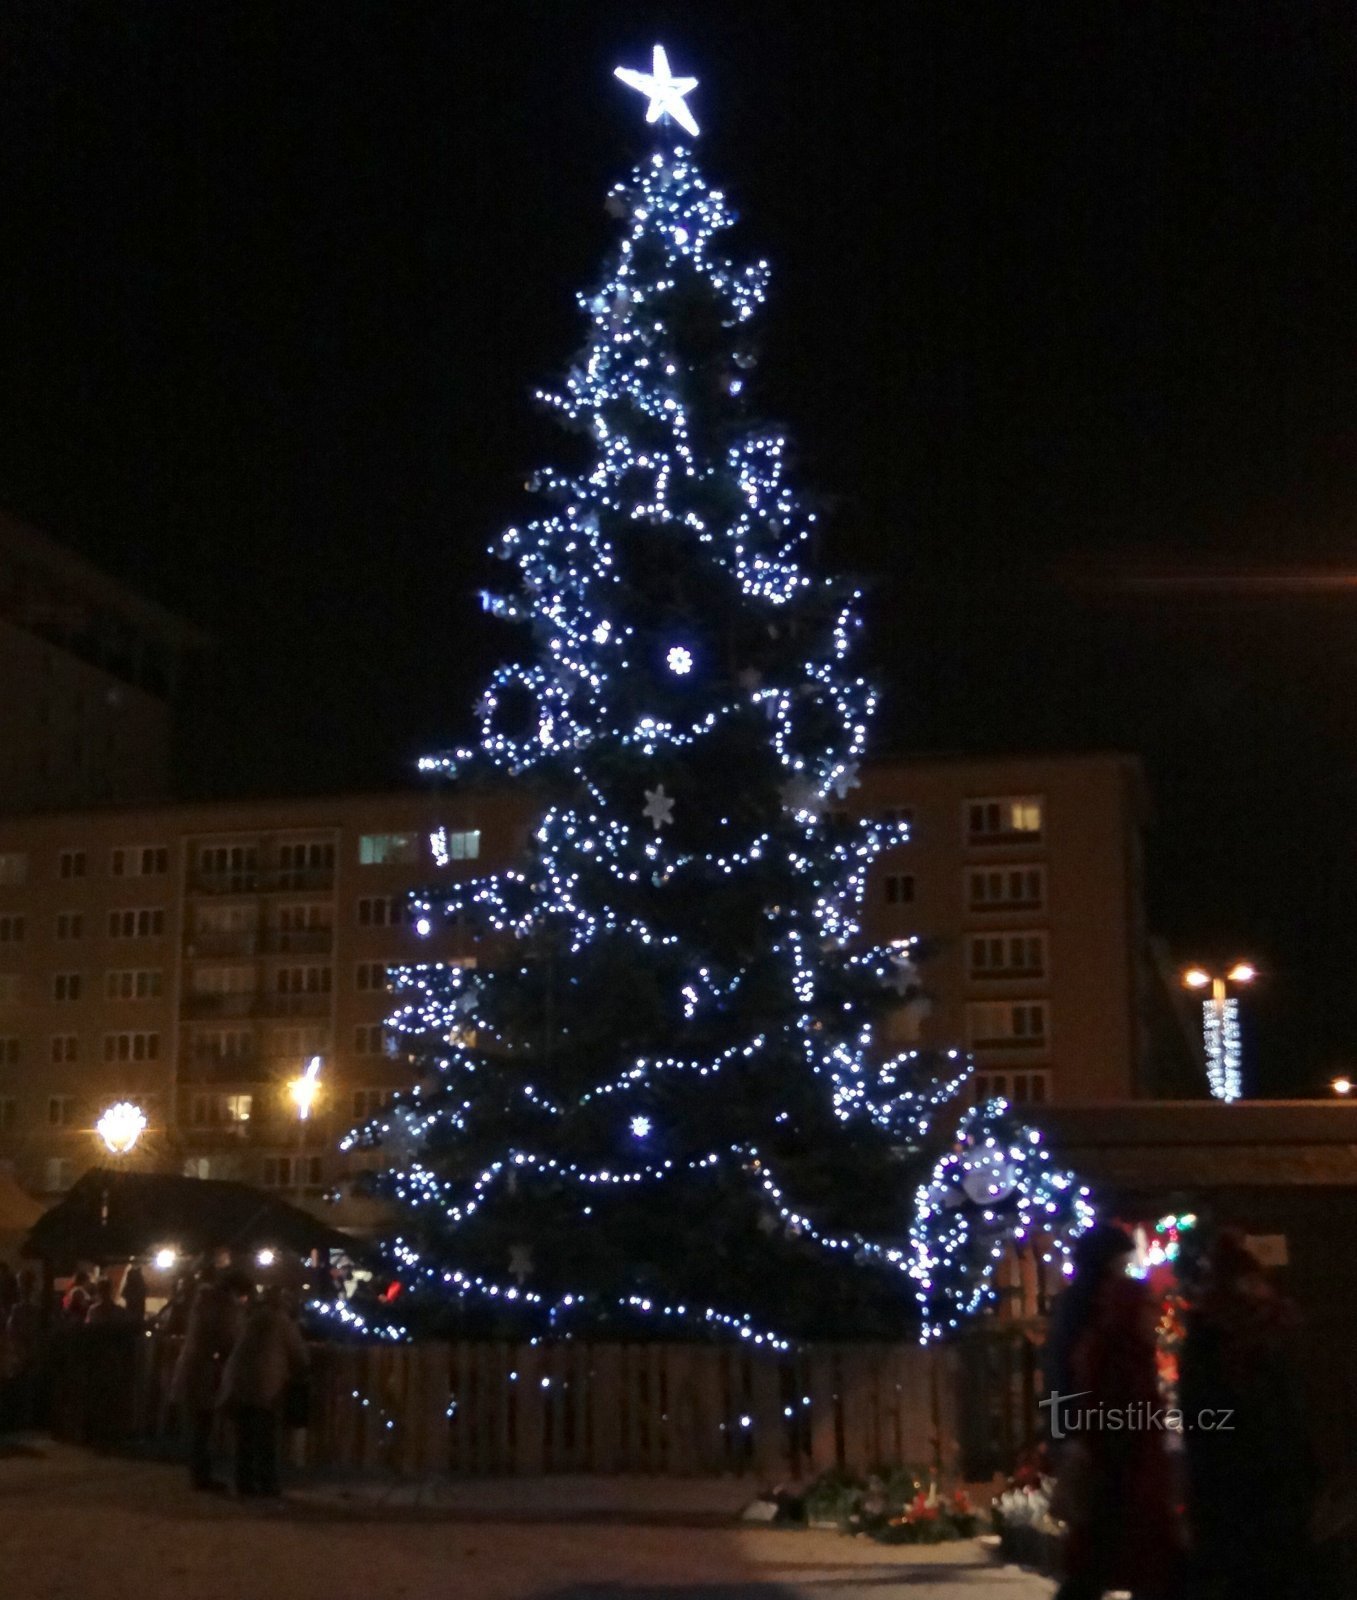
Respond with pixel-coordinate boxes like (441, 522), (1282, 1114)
(966, 796), (1044, 843)
(445, 829), (480, 862)
(359, 832), (419, 866)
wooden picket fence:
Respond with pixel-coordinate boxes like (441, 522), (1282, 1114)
(44, 1331), (965, 1479)
(298, 1339), (961, 1478)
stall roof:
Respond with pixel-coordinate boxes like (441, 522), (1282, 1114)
(23, 1169), (360, 1266)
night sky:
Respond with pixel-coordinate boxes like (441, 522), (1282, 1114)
(0, 2), (1356, 1093)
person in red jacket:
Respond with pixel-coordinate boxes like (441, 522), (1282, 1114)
(1049, 1223), (1181, 1600)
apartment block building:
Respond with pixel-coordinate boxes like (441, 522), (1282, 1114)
(854, 752), (1156, 1107)
(0, 512), (204, 813)
(0, 752), (1165, 1214)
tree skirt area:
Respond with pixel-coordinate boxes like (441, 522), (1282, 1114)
(0, 1442), (1053, 1600)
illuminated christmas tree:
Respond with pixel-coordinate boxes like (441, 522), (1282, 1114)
(338, 47), (1091, 1345)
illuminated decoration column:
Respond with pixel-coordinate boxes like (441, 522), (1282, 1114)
(1183, 964), (1255, 1102)
(333, 45), (1093, 1348)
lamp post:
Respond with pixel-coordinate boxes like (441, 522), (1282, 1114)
(96, 1101), (148, 1158)
(287, 1056), (322, 1201)
(1182, 963), (1256, 1102)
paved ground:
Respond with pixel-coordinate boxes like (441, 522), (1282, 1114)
(0, 1440), (1054, 1600)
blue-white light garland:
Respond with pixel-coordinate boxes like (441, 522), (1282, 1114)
(350, 50), (1091, 1346)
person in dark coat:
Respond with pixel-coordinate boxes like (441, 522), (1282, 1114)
(1180, 1231), (1315, 1600)
(169, 1265), (242, 1491)
(3, 1268), (44, 1430)
(217, 1285), (308, 1497)
(1047, 1223), (1180, 1600)
(120, 1266), (147, 1325)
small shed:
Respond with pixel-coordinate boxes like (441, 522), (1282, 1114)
(23, 1168), (359, 1270)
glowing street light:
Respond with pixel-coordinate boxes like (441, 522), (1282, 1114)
(1181, 962), (1256, 1102)
(96, 1101), (148, 1157)
(1333, 1077), (1352, 1097)
(289, 1056), (322, 1121)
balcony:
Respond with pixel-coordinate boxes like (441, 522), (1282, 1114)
(180, 992), (331, 1021)
(260, 928), (333, 956)
(188, 868), (335, 896)
(185, 932), (260, 958)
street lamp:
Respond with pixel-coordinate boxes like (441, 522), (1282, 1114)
(288, 1055), (322, 1121)
(1182, 963), (1256, 1102)
(287, 1055), (322, 1201)
(96, 1101), (148, 1157)
(1332, 1077), (1352, 1097)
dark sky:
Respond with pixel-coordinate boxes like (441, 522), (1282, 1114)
(0, 1), (1356, 1092)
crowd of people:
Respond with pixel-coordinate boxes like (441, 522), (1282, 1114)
(0, 1256), (310, 1498)
(1047, 1223), (1317, 1600)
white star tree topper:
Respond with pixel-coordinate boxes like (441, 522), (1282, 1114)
(614, 45), (700, 138)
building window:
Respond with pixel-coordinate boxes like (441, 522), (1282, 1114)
(277, 840), (335, 888)
(105, 968), (165, 1001)
(195, 904), (257, 937)
(263, 1155), (323, 1190)
(352, 1087), (395, 1120)
(191, 965), (255, 996)
(277, 903), (331, 931)
(191, 1092), (253, 1127)
(268, 1025), (329, 1061)
(966, 796), (1044, 845)
(50, 1035), (78, 1064)
(52, 973), (82, 1002)
(354, 1023), (386, 1056)
(973, 1069), (1051, 1106)
(189, 1028), (254, 1064)
(966, 1001), (1049, 1049)
(276, 965), (332, 995)
(444, 829), (481, 862)
(0, 852), (28, 885)
(108, 908), (166, 939)
(359, 832), (419, 866)
(196, 844), (258, 891)
(968, 933), (1047, 981)
(966, 865), (1046, 913)
(355, 962), (391, 992)
(0, 915), (24, 943)
(57, 849), (86, 880)
(0, 974), (18, 1004)
(48, 1095), (76, 1127)
(357, 896), (406, 928)
(0, 1037), (17, 1066)
(56, 911), (83, 940)
(112, 845), (170, 877)
(42, 1157), (75, 1193)
(883, 874), (915, 906)
(0, 1096), (16, 1129)
(102, 1032), (160, 1063)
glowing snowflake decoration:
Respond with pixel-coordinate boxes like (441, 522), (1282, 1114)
(666, 645), (693, 675)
